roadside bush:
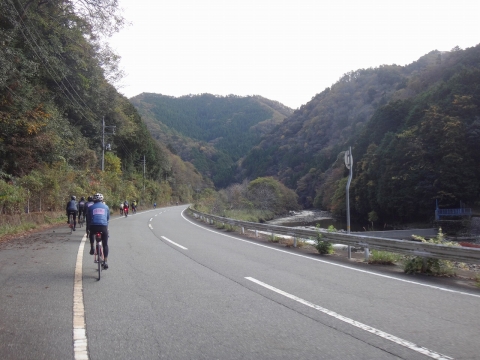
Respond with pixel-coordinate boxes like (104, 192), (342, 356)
(269, 234), (281, 243)
(403, 228), (458, 275)
(314, 230), (334, 254)
(368, 250), (403, 265)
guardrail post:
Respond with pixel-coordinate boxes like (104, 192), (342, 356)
(241, 227), (245, 234)
(255, 230), (258, 238)
(365, 248), (370, 261)
(293, 236), (297, 248)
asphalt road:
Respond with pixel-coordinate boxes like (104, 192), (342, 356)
(1, 205), (480, 359)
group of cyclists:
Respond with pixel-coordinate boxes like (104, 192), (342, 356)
(119, 199), (137, 216)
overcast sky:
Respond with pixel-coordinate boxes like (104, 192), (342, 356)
(109, 0), (480, 109)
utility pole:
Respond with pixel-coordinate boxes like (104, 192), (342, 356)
(141, 155), (146, 206)
(344, 147), (353, 259)
(101, 116), (116, 171)
(102, 117), (104, 171)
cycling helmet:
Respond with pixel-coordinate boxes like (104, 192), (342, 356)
(81, 196), (85, 201)
(71, 195), (76, 200)
(87, 196), (93, 202)
(93, 193), (104, 202)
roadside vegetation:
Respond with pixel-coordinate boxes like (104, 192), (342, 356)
(313, 225), (335, 255)
(0, 211), (65, 241)
(368, 250), (403, 265)
(403, 229), (460, 276)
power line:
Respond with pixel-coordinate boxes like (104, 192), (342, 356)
(15, 1), (97, 114)
(5, 0), (95, 121)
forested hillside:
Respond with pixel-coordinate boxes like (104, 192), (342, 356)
(130, 93), (293, 188)
(241, 46), (480, 223)
(0, 0), (210, 213)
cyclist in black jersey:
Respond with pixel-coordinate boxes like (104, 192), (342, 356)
(66, 196), (78, 231)
(78, 197), (87, 221)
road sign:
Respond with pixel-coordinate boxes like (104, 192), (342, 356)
(344, 149), (352, 169)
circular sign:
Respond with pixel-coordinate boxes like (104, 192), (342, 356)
(344, 150), (351, 169)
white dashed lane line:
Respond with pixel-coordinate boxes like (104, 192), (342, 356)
(161, 236), (188, 250)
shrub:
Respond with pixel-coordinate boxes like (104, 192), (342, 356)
(313, 230), (334, 254)
(368, 250), (403, 265)
(225, 224), (237, 232)
(403, 228), (458, 275)
(269, 234), (281, 243)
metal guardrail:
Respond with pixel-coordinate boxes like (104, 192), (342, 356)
(188, 208), (480, 265)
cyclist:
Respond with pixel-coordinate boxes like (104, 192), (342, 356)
(87, 193), (110, 269)
(78, 197), (87, 223)
(153, 202), (156, 209)
(66, 196), (78, 231)
(132, 199), (137, 214)
(123, 200), (129, 215)
(85, 196), (94, 236)
(119, 202), (124, 216)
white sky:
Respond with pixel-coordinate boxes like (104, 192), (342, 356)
(109, 0), (480, 109)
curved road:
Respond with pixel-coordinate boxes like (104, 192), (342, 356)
(1, 205), (480, 359)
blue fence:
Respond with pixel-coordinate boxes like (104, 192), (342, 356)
(435, 208), (472, 220)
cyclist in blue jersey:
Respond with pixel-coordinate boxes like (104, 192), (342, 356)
(87, 193), (110, 269)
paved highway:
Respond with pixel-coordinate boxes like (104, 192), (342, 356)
(1, 205), (480, 359)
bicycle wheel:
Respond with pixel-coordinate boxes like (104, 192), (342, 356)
(79, 214), (83, 228)
(69, 214), (73, 234)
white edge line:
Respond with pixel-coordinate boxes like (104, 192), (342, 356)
(245, 277), (453, 360)
(181, 210), (480, 299)
(161, 236), (188, 250)
(73, 235), (89, 360)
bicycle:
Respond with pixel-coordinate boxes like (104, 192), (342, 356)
(132, 206), (137, 215)
(94, 232), (105, 280)
(124, 207), (128, 217)
(69, 214), (74, 234)
(78, 213), (84, 228)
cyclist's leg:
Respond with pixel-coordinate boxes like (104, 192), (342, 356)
(88, 226), (95, 254)
(71, 211), (76, 229)
(101, 227), (109, 257)
(101, 226), (109, 268)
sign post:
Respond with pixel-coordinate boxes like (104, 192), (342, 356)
(345, 147), (353, 259)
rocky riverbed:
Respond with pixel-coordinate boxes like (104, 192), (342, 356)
(267, 210), (334, 226)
